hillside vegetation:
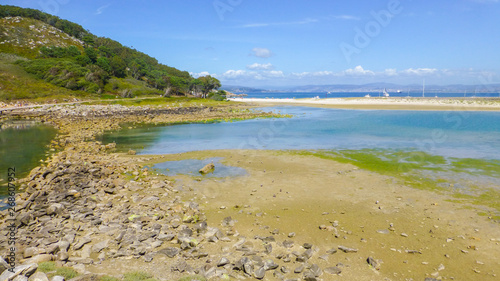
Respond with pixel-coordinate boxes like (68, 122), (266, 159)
(0, 5), (223, 101)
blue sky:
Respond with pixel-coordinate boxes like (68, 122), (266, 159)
(4, 0), (500, 88)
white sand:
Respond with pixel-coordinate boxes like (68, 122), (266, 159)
(228, 97), (500, 110)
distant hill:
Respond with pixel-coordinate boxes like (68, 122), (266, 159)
(0, 5), (220, 101)
(282, 83), (500, 94)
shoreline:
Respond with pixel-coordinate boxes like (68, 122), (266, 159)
(228, 97), (500, 111)
(0, 103), (499, 281)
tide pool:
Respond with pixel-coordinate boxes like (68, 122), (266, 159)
(101, 106), (500, 160)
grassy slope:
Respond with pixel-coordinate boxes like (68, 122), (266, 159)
(0, 53), (92, 101)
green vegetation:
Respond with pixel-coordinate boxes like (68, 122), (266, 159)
(0, 5), (222, 101)
(38, 261), (57, 273)
(123, 271), (157, 281)
(36, 261), (79, 280)
(293, 149), (500, 219)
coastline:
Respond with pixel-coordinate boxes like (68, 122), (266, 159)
(0, 103), (499, 281)
(228, 97), (500, 111)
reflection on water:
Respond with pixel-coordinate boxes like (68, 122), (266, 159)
(150, 157), (247, 178)
(0, 120), (57, 207)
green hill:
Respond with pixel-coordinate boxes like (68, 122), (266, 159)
(0, 5), (221, 102)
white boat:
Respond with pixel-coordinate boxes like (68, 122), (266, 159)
(383, 88), (390, 97)
(364, 94), (371, 98)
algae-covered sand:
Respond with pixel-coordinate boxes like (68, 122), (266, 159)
(90, 149), (500, 281)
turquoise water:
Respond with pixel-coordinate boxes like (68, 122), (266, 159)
(101, 106), (500, 160)
(0, 120), (57, 206)
(150, 157), (247, 178)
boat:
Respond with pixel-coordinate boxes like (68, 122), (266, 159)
(364, 94), (371, 98)
(383, 88), (390, 97)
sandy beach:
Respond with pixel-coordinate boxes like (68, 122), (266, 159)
(228, 97), (500, 111)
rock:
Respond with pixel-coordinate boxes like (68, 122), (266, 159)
(47, 203), (64, 215)
(199, 163), (214, 174)
(127, 150), (136, 155)
(91, 240), (109, 253)
(367, 257), (381, 270)
(67, 274), (98, 281)
(217, 257), (230, 267)
(58, 241), (70, 252)
(326, 248), (337, 254)
(23, 248), (40, 259)
(294, 264), (305, 274)
(338, 245), (358, 253)
(303, 243), (313, 249)
(24, 254), (55, 264)
(57, 251), (69, 261)
(157, 247), (180, 258)
(309, 264), (322, 277)
(254, 266), (266, 279)
(282, 240), (294, 248)
(73, 237), (91, 250)
(263, 260), (279, 271)
(424, 279), (439, 281)
(324, 266), (342, 275)
(0, 257), (9, 274)
(50, 276), (65, 281)
(0, 264), (38, 281)
(28, 272), (49, 281)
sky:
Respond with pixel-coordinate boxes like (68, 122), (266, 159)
(3, 0), (500, 88)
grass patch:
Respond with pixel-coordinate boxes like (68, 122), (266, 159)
(178, 275), (207, 281)
(123, 271), (157, 281)
(99, 276), (121, 281)
(52, 267), (79, 280)
(38, 261), (57, 273)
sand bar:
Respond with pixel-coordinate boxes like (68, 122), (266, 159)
(229, 97), (500, 111)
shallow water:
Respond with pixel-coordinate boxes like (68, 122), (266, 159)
(101, 106), (500, 160)
(150, 157), (247, 178)
(0, 120), (57, 206)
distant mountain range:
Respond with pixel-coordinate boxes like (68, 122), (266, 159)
(223, 83), (500, 94)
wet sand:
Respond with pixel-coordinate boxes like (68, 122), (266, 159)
(155, 149), (500, 280)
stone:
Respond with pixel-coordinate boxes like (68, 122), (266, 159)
(282, 240), (294, 248)
(367, 257), (381, 270)
(57, 251), (69, 261)
(338, 245), (358, 253)
(309, 264), (322, 277)
(0, 264), (38, 281)
(199, 163), (214, 174)
(324, 266), (342, 275)
(28, 272), (49, 281)
(73, 237), (91, 250)
(50, 276), (65, 281)
(253, 266), (266, 279)
(157, 247), (180, 258)
(294, 264), (305, 273)
(91, 240), (109, 253)
(217, 257), (230, 267)
(47, 203), (64, 215)
(0, 257), (8, 274)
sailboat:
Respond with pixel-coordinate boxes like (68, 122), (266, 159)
(383, 88), (390, 97)
(364, 93), (371, 98)
(422, 79), (425, 98)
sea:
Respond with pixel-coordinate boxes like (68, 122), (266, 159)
(241, 91), (500, 99)
(100, 105), (500, 160)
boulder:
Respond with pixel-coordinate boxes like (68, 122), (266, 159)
(199, 163), (215, 174)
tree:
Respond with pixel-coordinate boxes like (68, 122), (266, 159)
(198, 75), (221, 98)
(110, 56), (127, 78)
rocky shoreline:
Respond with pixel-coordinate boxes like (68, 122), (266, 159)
(1, 103), (499, 281)
(1, 104), (315, 281)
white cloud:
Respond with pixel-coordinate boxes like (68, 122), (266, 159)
(190, 71), (211, 78)
(221, 70), (248, 79)
(246, 63), (274, 70)
(333, 15), (361, 21)
(401, 68), (438, 76)
(250, 47), (273, 58)
(344, 65), (375, 76)
(95, 4), (111, 15)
